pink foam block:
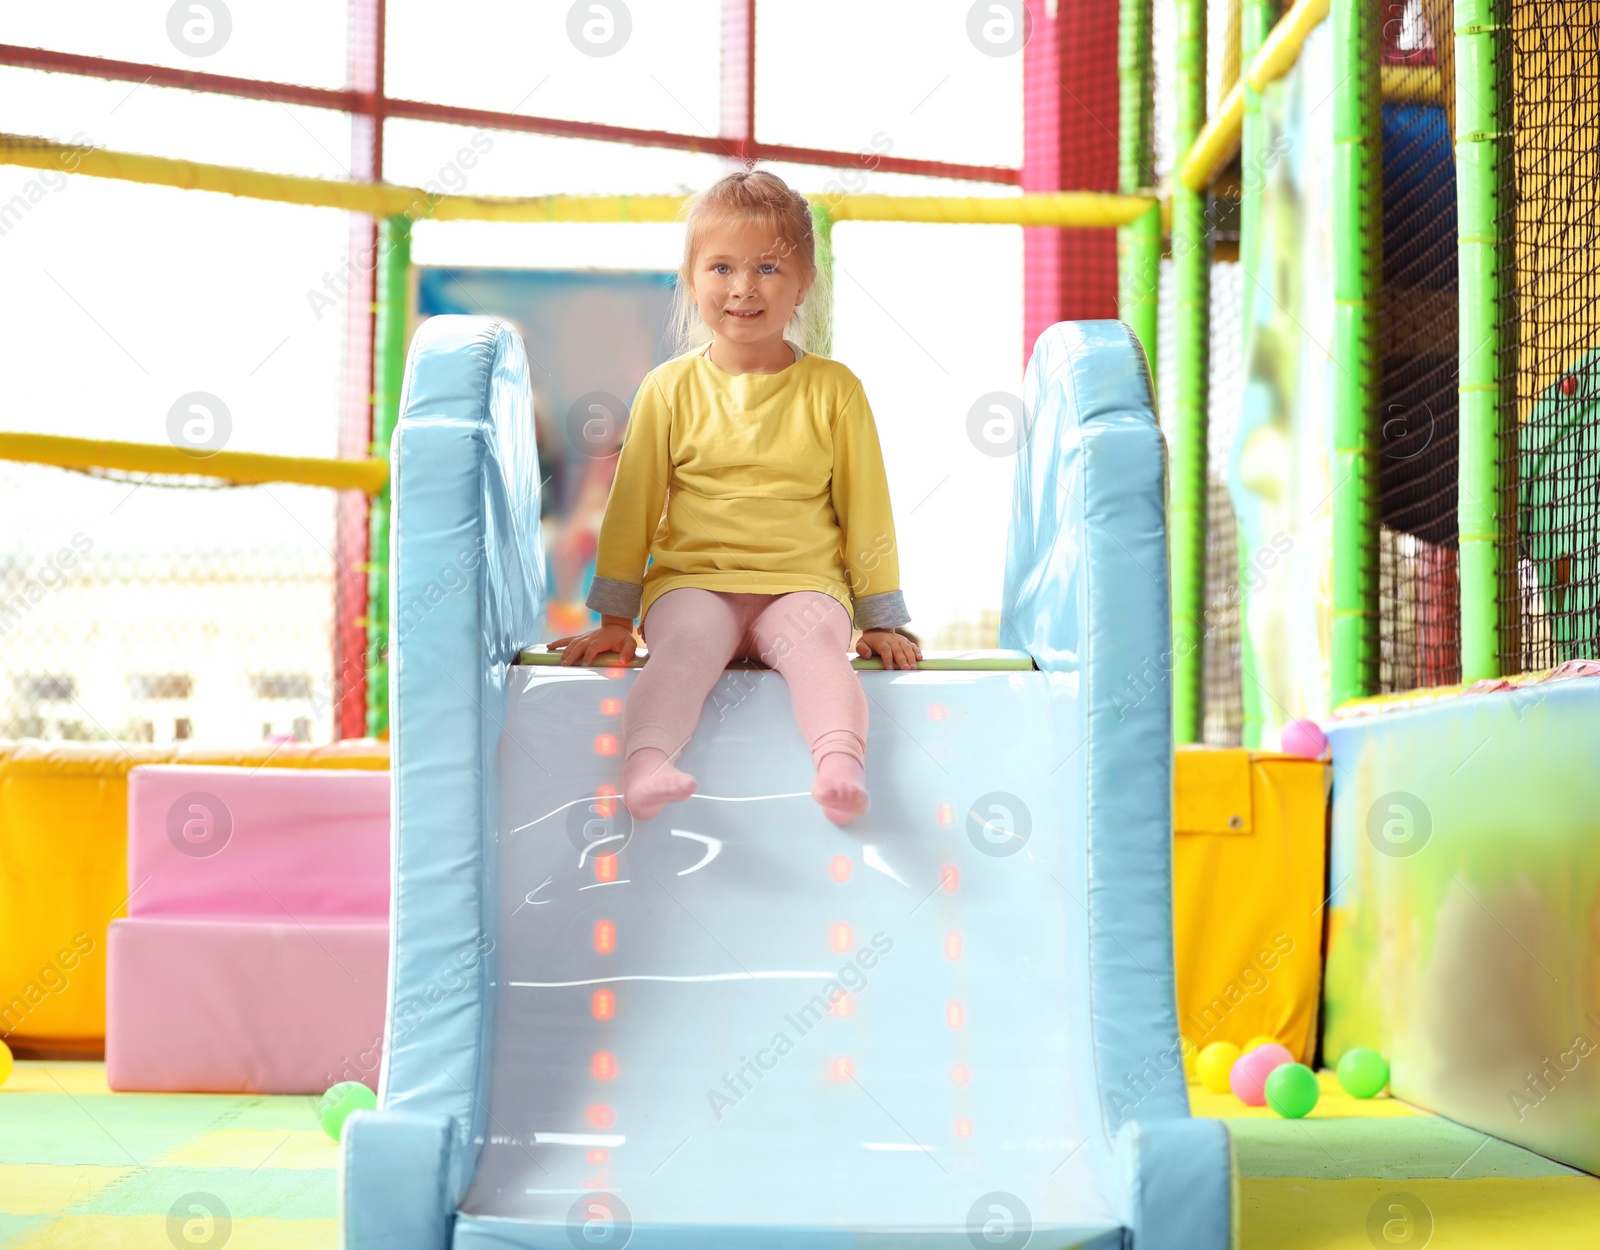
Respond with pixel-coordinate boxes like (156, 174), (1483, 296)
(127, 765), (390, 919)
(106, 916), (388, 1093)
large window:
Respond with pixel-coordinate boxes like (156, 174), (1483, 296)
(0, 1), (1026, 744)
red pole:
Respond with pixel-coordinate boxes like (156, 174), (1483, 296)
(334, 0), (385, 741)
(0, 43), (1014, 184)
(1021, 0), (1122, 367)
(719, 0), (756, 168)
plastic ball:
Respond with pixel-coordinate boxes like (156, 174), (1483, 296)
(1264, 1063), (1321, 1118)
(1249, 1043), (1295, 1073)
(1281, 719), (1328, 760)
(1229, 1052), (1269, 1105)
(1230, 1044), (1294, 1105)
(1337, 1047), (1391, 1099)
(0, 1039), (11, 1087)
(319, 1080), (376, 1140)
(1196, 1042), (1241, 1094)
(1241, 1034), (1280, 1055)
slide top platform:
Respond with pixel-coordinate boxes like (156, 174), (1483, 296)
(517, 647), (1036, 671)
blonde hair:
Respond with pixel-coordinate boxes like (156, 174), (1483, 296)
(668, 168), (833, 357)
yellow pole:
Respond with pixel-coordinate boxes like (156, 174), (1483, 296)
(0, 135), (1156, 228)
(0, 431), (388, 495)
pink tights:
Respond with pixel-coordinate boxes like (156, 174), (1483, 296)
(620, 588), (869, 825)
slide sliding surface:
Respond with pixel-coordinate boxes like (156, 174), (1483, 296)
(456, 662), (1120, 1248)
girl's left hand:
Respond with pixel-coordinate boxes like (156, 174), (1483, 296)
(857, 628), (922, 670)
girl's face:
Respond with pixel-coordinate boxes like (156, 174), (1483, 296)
(689, 217), (813, 350)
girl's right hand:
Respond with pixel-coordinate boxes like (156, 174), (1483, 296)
(550, 619), (639, 666)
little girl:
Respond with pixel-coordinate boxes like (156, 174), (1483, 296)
(554, 169), (919, 826)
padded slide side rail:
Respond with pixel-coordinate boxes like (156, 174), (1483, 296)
(1000, 320), (1233, 1249)
(343, 316), (547, 1250)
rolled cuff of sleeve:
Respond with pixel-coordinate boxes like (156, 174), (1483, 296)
(586, 576), (642, 620)
(852, 590), (910, 631)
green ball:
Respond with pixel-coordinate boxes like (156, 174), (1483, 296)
(1336, 1047), (1390, 1099)
(319, 1081), (377, 1141)
(1264, 1062), (1320, 1118)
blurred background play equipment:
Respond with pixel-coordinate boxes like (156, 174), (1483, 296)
(1325, 681), (1600, 1174)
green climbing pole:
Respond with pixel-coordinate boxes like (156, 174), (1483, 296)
(1119, 0), (1160, 376)
(1171, 0), (1210, 743)
(1330, 0), (1382, 707)
(366, 214), (411, 737)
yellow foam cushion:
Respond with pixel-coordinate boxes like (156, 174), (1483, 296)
(1175, 745), (1254, 834)
(1173, 748), (1330, 1065)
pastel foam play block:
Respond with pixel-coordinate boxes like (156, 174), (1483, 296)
(0, 740), (386, 1047)
(106, 916), (387, 1093)
(127, 765), (390, 919)
(1172, 747), (1329, 1066)
(105, 765), (391, 1092)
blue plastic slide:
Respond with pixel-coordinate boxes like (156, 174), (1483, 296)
(342, 317), (1233, 1249)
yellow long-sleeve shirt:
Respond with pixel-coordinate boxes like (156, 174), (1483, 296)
(585, 341), (909, 631)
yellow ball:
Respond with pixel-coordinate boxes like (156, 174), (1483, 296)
(1181, 1036), (1198, 1080)
(0, 1039), (12, 1087)
(1196, 1042), (1241, 1093)
(1242, 1034), (1280, 1055)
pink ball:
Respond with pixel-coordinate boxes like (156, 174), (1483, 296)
(1281, 718), (1327, 760)
(1229, 1052), (1270, 1105)
(1229, 1045), (1294, 1105)
(1250, 1043), (1295, 1072)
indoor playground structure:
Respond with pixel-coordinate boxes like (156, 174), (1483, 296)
(2, 1), (1600, 1248)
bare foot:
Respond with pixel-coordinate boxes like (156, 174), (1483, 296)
(812, 753), (869, 826)
(622, 747), (696, 820)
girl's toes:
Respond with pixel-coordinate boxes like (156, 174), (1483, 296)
(812, 755), (869, 826)
(623, 749), (697, 820)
